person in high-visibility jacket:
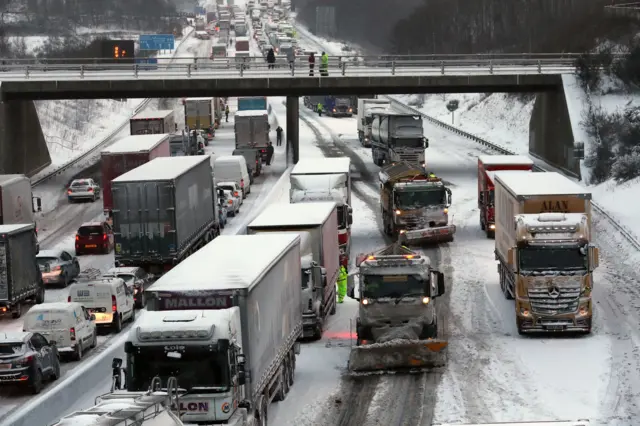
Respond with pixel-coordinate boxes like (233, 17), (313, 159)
(337, 265), (348, 303)
(317, 103), (323, 117)
(320, 51), (329, 76)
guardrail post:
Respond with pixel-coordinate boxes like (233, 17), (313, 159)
(291, 62), (295, 76)
(341, 61), (346, 76)
(134, 64), (138, 78)
(25, 65), (29, 78)
(440, 61), (444, 75)
(240, 63), (244, 77)
(392, 61), (395, 75)
(187, 64), (191, 77)
(489, 60), (493, 74)
(80, 65), (84, 78)
(537, 60), (541, 73)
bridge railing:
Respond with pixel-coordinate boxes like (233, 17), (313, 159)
(0, 56), (577, 79)
(0, 52), (625, 66)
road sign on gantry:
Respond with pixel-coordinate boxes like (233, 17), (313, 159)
(139, 34), (175, 51)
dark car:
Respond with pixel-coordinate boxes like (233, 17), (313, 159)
(0, 332), (60, 394)
(36, 249), (80, 287)
(75, 221), (114, 255)
(102, 267), (152, 309)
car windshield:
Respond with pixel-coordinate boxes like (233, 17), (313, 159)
(395, 189), (446, 209)
(131, 349), (229, 391)
(219, 186), (235, 192)
(0, 343), (24, 355)
(77, 226), (103, 236)
(519, 246), (588, 273)
(71, 180), (89, 187)
(362, 274), (425, 299)
(36, 257), (58, 266)
(104, 274), (135, 284)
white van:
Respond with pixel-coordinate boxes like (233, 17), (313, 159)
(23, 302), (97, 360)
(214, 155), (251, 198)
(68, 278), (135, 332)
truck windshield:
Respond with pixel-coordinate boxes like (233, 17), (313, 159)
(488, 189), (495, 205)
(362, 274), (425, 299)
(394, 138), (424, 149)
(335, 98), (350, 106)
(395, 189), (446, 209)
(129, 348), (229, 392)
(337, 205), (347, 229)
(519, 246), (587, 272)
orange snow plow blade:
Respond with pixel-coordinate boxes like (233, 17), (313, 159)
(348, 339), (447, 374)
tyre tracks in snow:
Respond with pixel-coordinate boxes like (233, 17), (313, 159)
(300, 109), (446, 425)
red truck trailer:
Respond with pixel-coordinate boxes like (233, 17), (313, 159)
(101, 134), (170, 218)
(477, 155), (534, 238)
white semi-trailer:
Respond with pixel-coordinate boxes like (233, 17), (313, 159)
(129, 234), (302, 425)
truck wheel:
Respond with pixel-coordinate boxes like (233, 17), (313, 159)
(257, 399), (268, 426)
(11, 308), (21, 319)
(35, 286), (45, 304)
(516, 318), (525, 335)
(313, 323), (323, 340)
(330, 300), (336, 315)
(273, 368), (286, 402)
(288, 351), (295, 385)
(282, 360), (291, 395)
(480, 213), (485, 230)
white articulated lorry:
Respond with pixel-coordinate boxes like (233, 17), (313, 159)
(290, 158), (353, 268)
(247, 202), (340, 339)
(434, 421), (590, 426)
(357, 98), (391, 147)
(126, 234), (302, 426)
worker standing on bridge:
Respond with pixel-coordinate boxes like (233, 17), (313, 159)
(225, 105), (229, 122)
(267, 48), (276, 69)
(320, 51), (329, 76)
(308, 52), (315, 76)
(337, 265), (347, 303)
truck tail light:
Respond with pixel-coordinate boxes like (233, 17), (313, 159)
(68, 296), (71, 302)
(75, 235), (79, 242)
(103, 234), (108, 241)
(338, 233), (348, 245)
(88, 188), (93, 192)
(112, 295), (117, 312)
(70, 327), (76, 341)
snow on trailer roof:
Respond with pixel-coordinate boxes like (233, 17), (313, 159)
(291, 157), (351, 175)
(235, 36), (250, 41)
(494, 171), (591, 198)
(235, 109), (268, 117)
(101, 134), (169, 154)
(0, 223), (34, 234)
(478, 155), (534, 166)
(147, 234), (300, 292)
(0, 174), (26, 185)
(112, 156), (209, 183)
(130, 110), (174, 120)
(134, 309), (237, 339)
(184, 97), (214, 101)
(518, 212), (587, 228)
(249, 202), (337, 228)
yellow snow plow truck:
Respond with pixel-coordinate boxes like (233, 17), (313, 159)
(347, 243), (447, 373)
(379, 161), (455, 244)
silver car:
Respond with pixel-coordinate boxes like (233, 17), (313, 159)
(220, 189), (240, 216)
(67, 179), (101, 203)
(36, 249), (80, 287)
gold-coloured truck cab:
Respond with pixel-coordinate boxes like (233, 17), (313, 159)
(506, 212), (599, 334)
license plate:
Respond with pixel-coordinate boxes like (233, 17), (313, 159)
(545, 325), (565, 331)
(86, 244), (97, 248)
(0, 364), (11, 370)
(421, 231), (433, 237)
(94, 313), (111, 322)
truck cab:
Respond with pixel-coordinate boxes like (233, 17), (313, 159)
(380, 162), (455, 244)
(477, 155), (534, 238)
(351, 243), (445, 344)
(124, 309), (249, 424)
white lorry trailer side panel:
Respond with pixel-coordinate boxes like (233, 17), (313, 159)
(0, 175), (34, 226)
(290, 158), (352, 205)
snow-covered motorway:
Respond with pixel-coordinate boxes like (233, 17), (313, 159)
(0, 32), (292, 424)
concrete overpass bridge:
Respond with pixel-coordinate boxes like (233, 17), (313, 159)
(0, 53), (585, 176)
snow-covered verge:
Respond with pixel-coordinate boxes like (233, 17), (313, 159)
(32, 26), (192, 173)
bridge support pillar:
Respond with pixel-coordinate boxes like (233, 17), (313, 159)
(0, 100), (51, 176)
(529, 89), (579, 178)
(286, 96), (299, 164)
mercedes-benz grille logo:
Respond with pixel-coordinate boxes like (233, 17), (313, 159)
(548, 287), (561, 299)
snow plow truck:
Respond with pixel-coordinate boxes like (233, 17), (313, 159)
(347, 243), (447, 373)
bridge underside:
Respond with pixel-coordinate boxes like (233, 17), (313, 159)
(0, 74), (561, 101)
(0, 73), (578, 181)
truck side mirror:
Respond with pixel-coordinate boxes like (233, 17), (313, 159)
(237, 363), (246, 385)
(479, 192), (484, 203)
(32, 196), (42, 213)
(589, 246), (599, 271)
(423, 137), (429, 148)
(507, 248), (515, 267)
(431, 271), (445, 297)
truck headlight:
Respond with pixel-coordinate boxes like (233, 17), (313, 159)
(489, 224), (496, 230)
(422, 297), (430, 304)
(395, 209), (401, 215)
(443, 208), (448, 214)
